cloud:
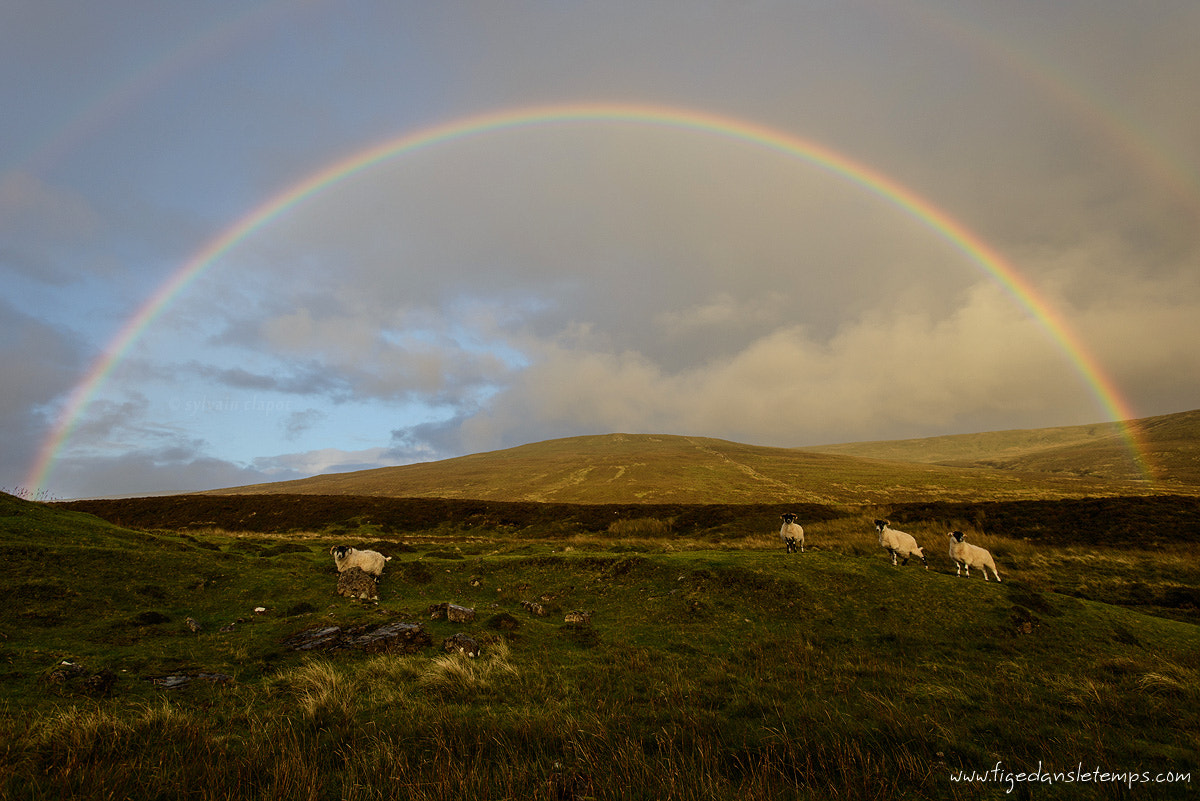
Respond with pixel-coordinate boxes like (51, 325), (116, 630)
(251, 447), (398, 478)
(44, 443), (298, 499)
(457, 280), (1105, 451)
(0, 300), (86, 489)
(283, 408), (325, 440)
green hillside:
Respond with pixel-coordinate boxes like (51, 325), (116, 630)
(206, 431), (1184, 505)
(803, 408), (1200, 487)
(2, 490), (1198, 799)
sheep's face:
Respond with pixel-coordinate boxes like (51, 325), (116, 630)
(948, 531), (966, 544)
(781, 513), (797, 524)
(874, 519), (889, 533)
(331, 545), (352, 561)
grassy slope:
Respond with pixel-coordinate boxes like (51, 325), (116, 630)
(3, 492), (1198, 799)
(803, 408), (1200, 487)
(204, 432), (1179, 505)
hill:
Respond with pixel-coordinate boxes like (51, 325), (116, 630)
(4, 489), (1199, 799)
(204, 428), (1192, 505)
(802, 407), (1200, 486)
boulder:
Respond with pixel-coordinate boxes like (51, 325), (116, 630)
(354, 621), (433, 654)
(442, 632), (480, 658)
(283, 620), (432, 655)
(564, 610), (592, 626)
(283, 625), (344, 651)
(337, 566), (379, 601)
(428, 602), (476, 623)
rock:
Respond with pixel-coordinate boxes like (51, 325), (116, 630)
(442, 632), (480, 658)
(46, 661), (86, 685)
(185, 617), (203, 633)
(564, 610), (592, 626)
(153, 675), (191, 689)
(448, 604), (475, 623)
(521, 600), (547, 616)
(354, 621), (433, 654)
(44, 662), (117, 697)
(152, 672), (233, 689)
(283, 625), (345, 651)
(283, 620), (432, 655)
(428, 602), (476, 623)
(337, 566), (379, 601)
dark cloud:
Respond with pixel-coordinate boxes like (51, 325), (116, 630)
(48, 446), (301, 499)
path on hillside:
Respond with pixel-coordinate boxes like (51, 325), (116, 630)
(685, 437), (798, 494)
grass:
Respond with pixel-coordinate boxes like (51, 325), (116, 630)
(2, 490), (1198, 799)
(198, 429), (1200, 503)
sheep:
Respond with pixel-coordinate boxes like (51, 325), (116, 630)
(329, 545), (391, 577)
(780, 513), (805, 554)
(946, 531), (1001, 581)
(873, 519), (927, 568)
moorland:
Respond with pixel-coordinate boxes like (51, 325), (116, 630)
(3, 410), (1199, 799)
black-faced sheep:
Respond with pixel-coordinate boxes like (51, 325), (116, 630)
(874, 519), (927, 568)
(780, 513), (805, 554)
(947, 531), (1001, 581)
(330, 545), (391, 577)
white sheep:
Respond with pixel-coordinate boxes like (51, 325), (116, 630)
(330, 545), (391, 577)
(946, 531), (1001, 581)
(873, 519), (927, 569)
(780, 513), (805, 554)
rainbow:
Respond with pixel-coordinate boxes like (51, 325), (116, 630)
(25, 101), (1156, 493)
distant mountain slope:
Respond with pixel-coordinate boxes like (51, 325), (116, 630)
(206, 431), (1180, 505)
(802, 408), (1200, 487)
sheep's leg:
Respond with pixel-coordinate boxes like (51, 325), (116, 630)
(900, 554), (910, 566)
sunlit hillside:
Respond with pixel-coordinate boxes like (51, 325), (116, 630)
(203, 411), (1200, 504)
(802, 408), (1200, 487)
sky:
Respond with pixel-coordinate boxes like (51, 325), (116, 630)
(3, 0), (1199, 499)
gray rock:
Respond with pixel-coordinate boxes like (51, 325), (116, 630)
(283, 620), (432, 655)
